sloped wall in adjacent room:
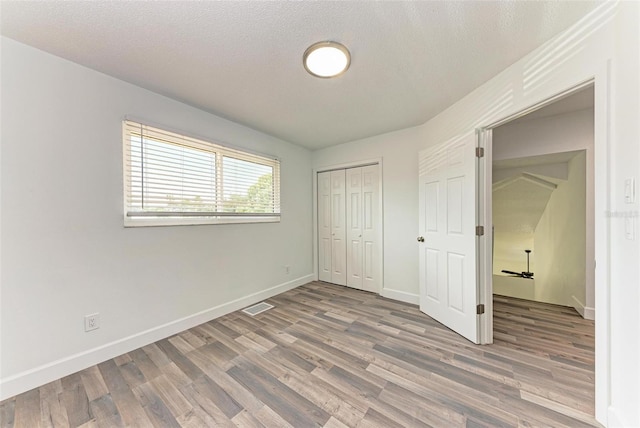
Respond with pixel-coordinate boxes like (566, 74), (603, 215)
(493, 171), (559, 276)
(533, 151), (587, 307)
(492, 106), (593, 313)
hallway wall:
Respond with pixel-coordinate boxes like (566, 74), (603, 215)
(534, 152), (587, 309)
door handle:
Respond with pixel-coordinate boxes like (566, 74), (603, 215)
(417, 236), (425, 242)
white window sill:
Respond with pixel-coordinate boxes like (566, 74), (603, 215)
(124, 216), (281, 227)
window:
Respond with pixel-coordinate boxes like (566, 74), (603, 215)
(123, 120), (280, 226)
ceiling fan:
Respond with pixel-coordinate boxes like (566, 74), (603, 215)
(501, 249), (534, 279)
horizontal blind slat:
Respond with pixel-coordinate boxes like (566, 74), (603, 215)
(124, 120), (280, 219)
(127, 211), (280, 218)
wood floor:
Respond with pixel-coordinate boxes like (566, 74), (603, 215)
(1, 282), (598, 428)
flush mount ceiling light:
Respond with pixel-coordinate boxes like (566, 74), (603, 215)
(303, 41), (351, 78)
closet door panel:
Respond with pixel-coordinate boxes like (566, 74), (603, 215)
(330, 170), (347, 285)
(318, 165), (379, 292)
(317, 171), (332, 282)
(347, 168), (363, 289)
(361, 165), (379, 292)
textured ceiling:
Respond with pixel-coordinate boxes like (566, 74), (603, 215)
(0, 1), (602, 149)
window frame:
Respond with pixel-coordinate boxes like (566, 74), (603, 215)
(122, 119), (281, 227)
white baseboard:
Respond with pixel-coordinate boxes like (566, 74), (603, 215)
(607, 405), (630, 428)
(583, 306), (595, 320)
(571, 295), (595, 320)
(0, 274), (313, 401)
(380, 288), (419, 305)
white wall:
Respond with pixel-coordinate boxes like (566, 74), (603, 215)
(534, 152), (587, 308)
(492, 174), (552, 277)
(492, 276), (535, 300)
(492, 229), (535, 277)
(0, 38), (313, 399)
(493, 109), (594, 161)
(313, 2), (640, 426)
(312, 125), (424, 304)
(608, 4), (640, 425)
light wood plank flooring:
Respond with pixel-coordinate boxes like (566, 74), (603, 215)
(1, 282), (598, 427)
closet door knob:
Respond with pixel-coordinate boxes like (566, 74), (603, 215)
(417, 236), (425, 242)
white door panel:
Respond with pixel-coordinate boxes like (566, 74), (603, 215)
(364, 241), (374, 281)
(332, 239), (345, 278)
(447, 252), (465, 312)
(318, 172), (332, 282)
(320, 239), (331, 274)
(318, 164), (380, 293)
(347, 167), (363, 289)
(425, 248), (439, 301)
(419, 132), (479, 344)
(331, 170), (347, 285)
(361, 165), (379, 293)
(350, 239), (362, 280)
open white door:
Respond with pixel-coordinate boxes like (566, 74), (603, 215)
(418, 131), (483, 344)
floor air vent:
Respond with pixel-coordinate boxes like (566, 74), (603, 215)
(242, 302), (274, 316)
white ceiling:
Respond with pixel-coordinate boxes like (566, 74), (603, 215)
(0, 1), (603, 150)
(504, 85), (594, 125)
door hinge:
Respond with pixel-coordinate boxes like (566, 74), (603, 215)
(476, 147), (484, 158)
(477, 304), (485, 315)
(476, 225), (485, 236)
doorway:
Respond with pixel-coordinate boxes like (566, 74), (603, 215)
(490, 85), (594, 317)
(484, 84), (597, 419)
(418, 77), (608, 422)
(493, 150), (588, 308)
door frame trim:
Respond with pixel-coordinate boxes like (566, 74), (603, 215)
(476, 128), (493, 344)
(312, 158), (384, 295)
(476, 69), (610, 424)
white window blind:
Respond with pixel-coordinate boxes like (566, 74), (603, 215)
(123, 120), (280, 226)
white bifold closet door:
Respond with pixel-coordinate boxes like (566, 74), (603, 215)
(346, 165), (379, 292)
(318, 165), (379, 292)
(318, 170), (346, 285)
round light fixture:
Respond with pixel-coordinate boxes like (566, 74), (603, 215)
(303, 41), (351, 78)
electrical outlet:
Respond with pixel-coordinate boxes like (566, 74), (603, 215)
(285, 265), (291, 275)
(85, 313), (100, 332)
